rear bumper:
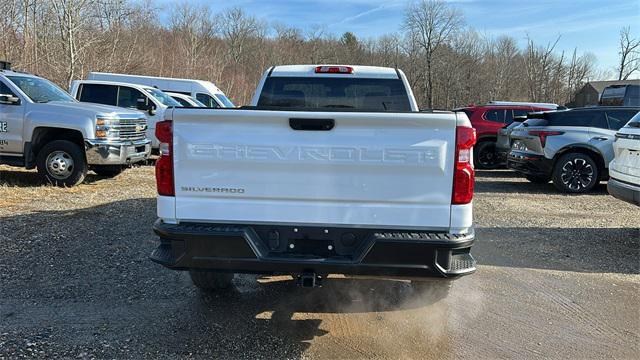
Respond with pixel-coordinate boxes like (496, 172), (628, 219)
(608, 178), (640, 206)
(151, 220), (476, 279)
(507, 151), (552, 177)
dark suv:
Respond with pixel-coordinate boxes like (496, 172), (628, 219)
(457, 102), (558, 169)
(507, 107), (640, 193)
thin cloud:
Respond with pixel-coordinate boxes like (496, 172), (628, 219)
(332, 0), (404, 26)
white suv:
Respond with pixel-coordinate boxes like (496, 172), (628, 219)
(608, 112), (640, 205)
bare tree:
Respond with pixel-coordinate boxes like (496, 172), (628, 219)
(617, 26), (640, 80)
(305, 25), (327, 64)
(51, 0), (96, 84)
(218, 7), (262, 64)
(403, 0), (464, 108)
(566, 49), (594, 104)
(169, 2), (214, 75)
(0, 0), (608, 107)
(524, 36), (561, 102)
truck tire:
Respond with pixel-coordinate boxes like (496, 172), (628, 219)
(93, 165), (124, 177)
(552, 152), (599, 193)
(525, 174), (550, 184)
(36, 140), (87, 187)
(411, 279), (452, 300)
(189, 270), (234, 291)
(474, 141), (501, 169)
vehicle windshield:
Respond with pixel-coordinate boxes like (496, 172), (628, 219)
(628, 112), (640, 127)
(214, 93), (235, 108)
(189, 96), (207, 107)
(6, 75), (75, 103)
(146, 88), (181, 107)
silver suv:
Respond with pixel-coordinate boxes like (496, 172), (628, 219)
(507, 107), (640, 193)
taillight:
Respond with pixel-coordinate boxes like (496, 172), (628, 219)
(452, 126), (476, 205)
(155, 120), (174, 196)
(315, 66), (353, 74)
(527, 130), (563, 147)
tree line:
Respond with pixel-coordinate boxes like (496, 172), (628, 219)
(1, 0), (637, 108)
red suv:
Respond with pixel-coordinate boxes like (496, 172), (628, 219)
(456, 103), (558, 169)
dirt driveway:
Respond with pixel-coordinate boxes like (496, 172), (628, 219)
(0, 166), (638, 359)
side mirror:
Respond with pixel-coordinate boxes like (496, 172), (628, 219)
(0, 94), (20, 105)
(148, 105), (156, 116)
(136, 97), (148, 111)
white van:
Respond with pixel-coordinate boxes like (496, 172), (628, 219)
(86, 72), (235, 108)
(69, 80), (182, 149)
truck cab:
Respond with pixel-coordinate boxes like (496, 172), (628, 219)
(69, 80), (181, 149)
(0, 65), (150, 186)
(250, 65), (419, 111)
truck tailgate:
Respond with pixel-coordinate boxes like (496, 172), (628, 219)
(170, 108), (456, 229)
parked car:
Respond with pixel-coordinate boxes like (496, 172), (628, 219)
(165, 92), (206, 107)
(69, 80), (181, 150)
(496, 114), (528, 163)
(0, 63), (150, 186)
(86, 72), (235, 108)
(608, 112), (640, 205)
(152, 65), (476, 292)
(496, 110), (559, 162)
(455, 101), (559, 169)
(507, 107), (640, 193)
(599, 84), (640, 107)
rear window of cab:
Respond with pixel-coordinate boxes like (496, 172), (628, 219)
(257, 77), (411, 111)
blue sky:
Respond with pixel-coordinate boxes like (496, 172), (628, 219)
(155, 0), (639, 76)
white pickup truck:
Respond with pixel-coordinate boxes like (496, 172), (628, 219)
(151, 65), (477, 290)
(0, 65), (151, 186)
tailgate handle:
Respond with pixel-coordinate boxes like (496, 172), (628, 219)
(289, 118), (334, 131)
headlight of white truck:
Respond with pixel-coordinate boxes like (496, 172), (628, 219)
(95, 117), (120, 139)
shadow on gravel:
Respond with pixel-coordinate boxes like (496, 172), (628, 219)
(475, 169), (520, 178)
(476, 176), (609, 195)
(0, 168), (114, 187)
(0, 198), (451, 358)
(474, 226), (640, 274)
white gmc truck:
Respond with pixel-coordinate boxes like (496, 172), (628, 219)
(151, 65), (477, 290)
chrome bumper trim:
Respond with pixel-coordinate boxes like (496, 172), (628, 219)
(85, 139), (151, 165)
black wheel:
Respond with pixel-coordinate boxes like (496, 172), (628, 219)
(93, 165), (124, 177)
(189, 270), (234, 292)
(474, 141), (501, 169)
(552, 153), (599, 193)
(525, 174), (550, 184)
(410, 279), (453, 300)
(36, 140), (87, 187)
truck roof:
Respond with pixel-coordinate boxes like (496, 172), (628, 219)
(486, 101), (559, 108)
(269, 65), (400, 79)
(0, 69), (38, 78)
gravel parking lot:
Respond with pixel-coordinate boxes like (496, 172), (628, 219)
(0, 165), (638, 359)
